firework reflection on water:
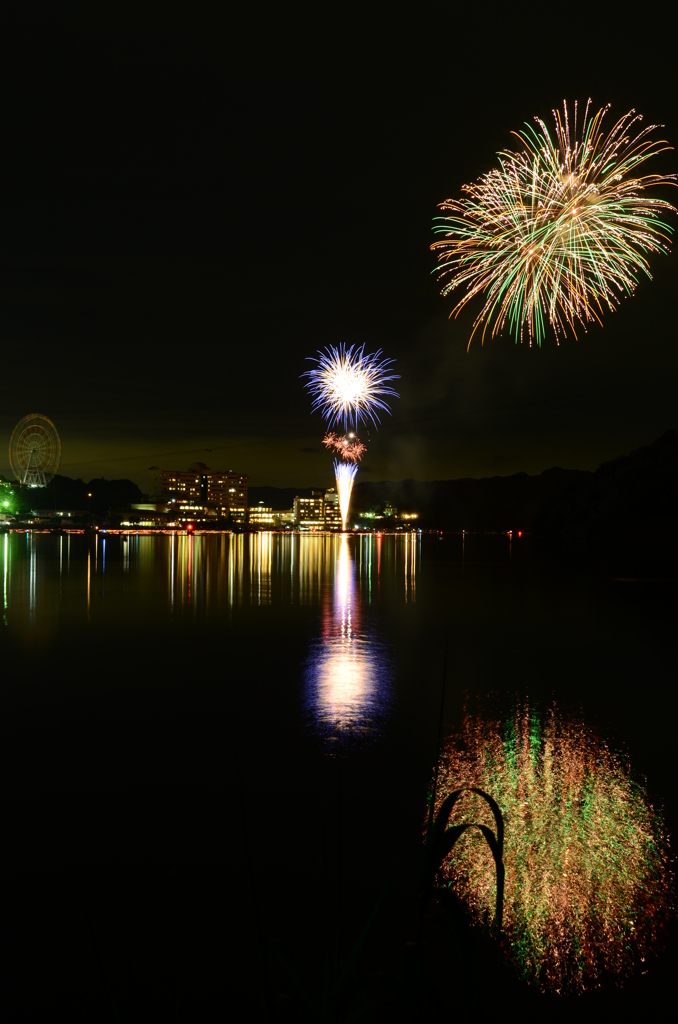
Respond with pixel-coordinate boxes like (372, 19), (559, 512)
(434, 702), (672, 993)
(304, 535), (391, 749)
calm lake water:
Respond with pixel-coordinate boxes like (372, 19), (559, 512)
(1, 531), (676, 1019)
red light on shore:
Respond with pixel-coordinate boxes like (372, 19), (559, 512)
(518, 531), (523, 538)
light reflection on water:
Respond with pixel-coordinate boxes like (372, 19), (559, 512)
(0, 530), (415, 745)
(3, 533), (8, 626)
(0, 530), (420, 617)
(0, 535), (415, 735)
(304, 534), (394, 748)
(435, 700), (673, 993)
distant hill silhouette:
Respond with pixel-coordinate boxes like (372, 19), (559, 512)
(250, 468), (592, 529)
(251, 431), (677, 570)
(248, 486), (305, 511)
(536, 429), (678, 571)
(350, 468), (592, 531)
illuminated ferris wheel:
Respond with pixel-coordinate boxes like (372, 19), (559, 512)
(9, 413), (62, 487)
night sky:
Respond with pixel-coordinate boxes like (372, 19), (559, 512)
(1, 9), (676, 490)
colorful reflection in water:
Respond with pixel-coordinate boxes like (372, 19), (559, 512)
(434, 703), (672, 993)
(1, 530), (407, 747)
(0, 529), (418, 630)
(305, 535), (392, 748)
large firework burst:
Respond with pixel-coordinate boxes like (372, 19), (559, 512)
(432, 100), (677, 346)
(303, 344), (400, 429)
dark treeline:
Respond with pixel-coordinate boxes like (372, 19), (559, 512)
(538, 429), (678, 570)
(27, 475), (142, 513)
(248, 474), (592, 524)
(351, 468), (592, 531)
(247, 486), (301, 511)
(252, 431), (678, 571)
(366, 430), (677, 570)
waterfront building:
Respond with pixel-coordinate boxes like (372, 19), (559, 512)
(249, 503), (275, 526)
(323, 487), (341, 530)
(294, 490), (325, 529)
(206, 471), (247, 517)
(34, 509), (87, 521)
(150, 463), (248, 518)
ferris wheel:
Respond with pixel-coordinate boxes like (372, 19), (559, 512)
(9, 413), (62, 487)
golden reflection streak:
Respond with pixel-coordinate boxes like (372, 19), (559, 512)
(249, 531), (272, 605)
(228, 534), (235, 606)
(170, 532), (175, 610)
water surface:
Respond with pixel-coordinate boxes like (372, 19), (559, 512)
(1, 530), (676, 1018)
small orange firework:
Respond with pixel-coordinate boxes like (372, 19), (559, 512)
(322, 432), (367, 463)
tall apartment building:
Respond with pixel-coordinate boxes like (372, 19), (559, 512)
(149, 463), (248, 517)
(205, 471), (248, 516)
(294, 490), (325, 529)
(291, 487), (343, 530)
(323, 487), (341, 530)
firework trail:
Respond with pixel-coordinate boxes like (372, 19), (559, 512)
(322, 432), (367, 463)
(432, 100), (677, 346)
(303, 344), (399, 429)
(334, 460), (359, 531)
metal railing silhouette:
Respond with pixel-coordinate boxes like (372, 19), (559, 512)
(422, 785), (505, 935)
